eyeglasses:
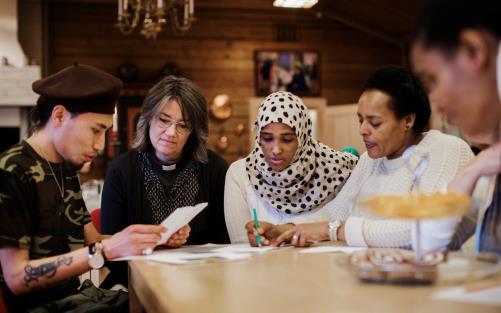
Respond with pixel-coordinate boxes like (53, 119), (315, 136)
(155, 116), (192, 135)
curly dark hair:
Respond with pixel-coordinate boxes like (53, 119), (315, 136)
(362, 65), (431, 134)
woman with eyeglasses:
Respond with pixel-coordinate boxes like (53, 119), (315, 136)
(101, 76), (230, 286)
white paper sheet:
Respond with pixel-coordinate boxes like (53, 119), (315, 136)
(114, 249), (251, 264)
(158, 202), (208, 245)
(432, 286), (501, 306)
(149, 251), (251, 264)
(211, 243), (276, 253)
(298, 246), (367, 254)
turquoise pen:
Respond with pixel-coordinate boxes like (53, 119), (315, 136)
(252, 208), (262, 247)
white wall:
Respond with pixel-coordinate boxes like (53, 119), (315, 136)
(0, 0), (25, 67)
(323, 104), (365, 153)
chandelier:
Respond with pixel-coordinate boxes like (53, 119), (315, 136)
(116, 0), (195, 39)
(273, 0), (318, 8)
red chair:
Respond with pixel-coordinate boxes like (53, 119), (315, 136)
(90, 208), (101, 233)
(0, 288), (7, 313)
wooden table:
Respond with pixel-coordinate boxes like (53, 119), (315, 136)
(128, 246), (500, 313)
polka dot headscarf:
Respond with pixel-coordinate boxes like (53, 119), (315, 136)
(245, 91), (357, 215)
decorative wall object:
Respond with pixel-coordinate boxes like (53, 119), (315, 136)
(255, 50), (320, 96)
(210, 94), (232, 120)
(159, 62), (182, 79)
(234, 123), (246, 159)
(234, 123), (245, 136)
(216, 127), (229, 151)
(117, 62), (139, 83)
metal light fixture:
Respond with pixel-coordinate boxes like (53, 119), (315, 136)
(273, 0), (318, 9)
(116, 0), (195, 39)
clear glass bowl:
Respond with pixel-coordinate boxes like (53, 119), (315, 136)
(339, 248), (443, 285)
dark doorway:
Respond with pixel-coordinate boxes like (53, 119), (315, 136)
(0, 128), (20, 154)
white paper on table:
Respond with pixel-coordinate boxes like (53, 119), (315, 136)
(299, 246), (367, 254)
(176, 243), (227, 253)
(114, 250), (251, 264)
(432, 286), (501, 306)
(157, 202), (208, 245)
(212, 243), (276, 254)
(149, 251), (251, 264)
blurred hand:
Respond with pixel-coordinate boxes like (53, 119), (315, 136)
(449, 141), (501, 195)
(164, 225), (191, 248)
(470, 142), (501, 176)
(244, 221), (294, 247)
(102, 224), (166, 259)
(273, 222), (330, 247)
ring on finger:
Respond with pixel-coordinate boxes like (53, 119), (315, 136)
(142, 247), (153, 255)
(292, 234), (299, 242)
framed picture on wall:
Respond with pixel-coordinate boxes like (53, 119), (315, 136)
(254, 50), (320, 96)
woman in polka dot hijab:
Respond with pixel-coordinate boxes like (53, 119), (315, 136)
(245, 91), (357, 215)
(224, 91), (357, 243)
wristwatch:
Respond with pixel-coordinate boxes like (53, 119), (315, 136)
(88, 241), (106, 269)
(328, 220), (342, 242)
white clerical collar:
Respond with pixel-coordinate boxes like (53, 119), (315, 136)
(161, 164), (177, 171)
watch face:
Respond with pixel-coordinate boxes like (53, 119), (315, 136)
(89, 253), (105, 269)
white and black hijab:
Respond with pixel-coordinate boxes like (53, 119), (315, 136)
(245, 91), (357, 215)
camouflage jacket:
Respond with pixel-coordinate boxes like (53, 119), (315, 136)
(0, 141), (92, 310)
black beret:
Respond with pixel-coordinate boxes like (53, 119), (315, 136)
(32, 63), (123, 115)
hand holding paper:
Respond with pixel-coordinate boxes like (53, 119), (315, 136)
(157, 202), (208, 245)
(163, 224), (191, 248)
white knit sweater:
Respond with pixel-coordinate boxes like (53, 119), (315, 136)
(224, 130), (473, 246)
(324, 130), (474, 247)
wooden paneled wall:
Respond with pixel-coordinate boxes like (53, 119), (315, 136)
(48, 1), (402, 164)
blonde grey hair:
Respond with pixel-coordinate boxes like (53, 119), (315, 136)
(132, 76), (208, 163)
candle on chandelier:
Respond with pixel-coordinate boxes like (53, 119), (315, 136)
(189, 0), (194, 15)
(118, 0), (123, 15)
(113, 107), (118, 132)
(157, 0), (163, 9)
(184, 0), (189, 21)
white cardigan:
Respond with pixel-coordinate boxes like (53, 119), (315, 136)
(224, 130), (474, 246)
(323, 130), (474, 247)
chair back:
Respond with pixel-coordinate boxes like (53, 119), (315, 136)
(90, 208), (101, 233)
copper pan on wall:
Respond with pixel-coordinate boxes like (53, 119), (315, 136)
(210, 94), (232, 120)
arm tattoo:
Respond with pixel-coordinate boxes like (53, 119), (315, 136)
(24, 255), (73, 287)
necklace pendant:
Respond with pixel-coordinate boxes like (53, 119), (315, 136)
(58, 202), (65, 215)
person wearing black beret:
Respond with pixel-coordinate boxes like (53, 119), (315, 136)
(0, 63), (171, 312)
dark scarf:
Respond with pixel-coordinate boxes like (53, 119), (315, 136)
(139, 152), (199, 224)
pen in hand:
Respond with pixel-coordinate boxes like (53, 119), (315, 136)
(252, 208), (262, 247)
